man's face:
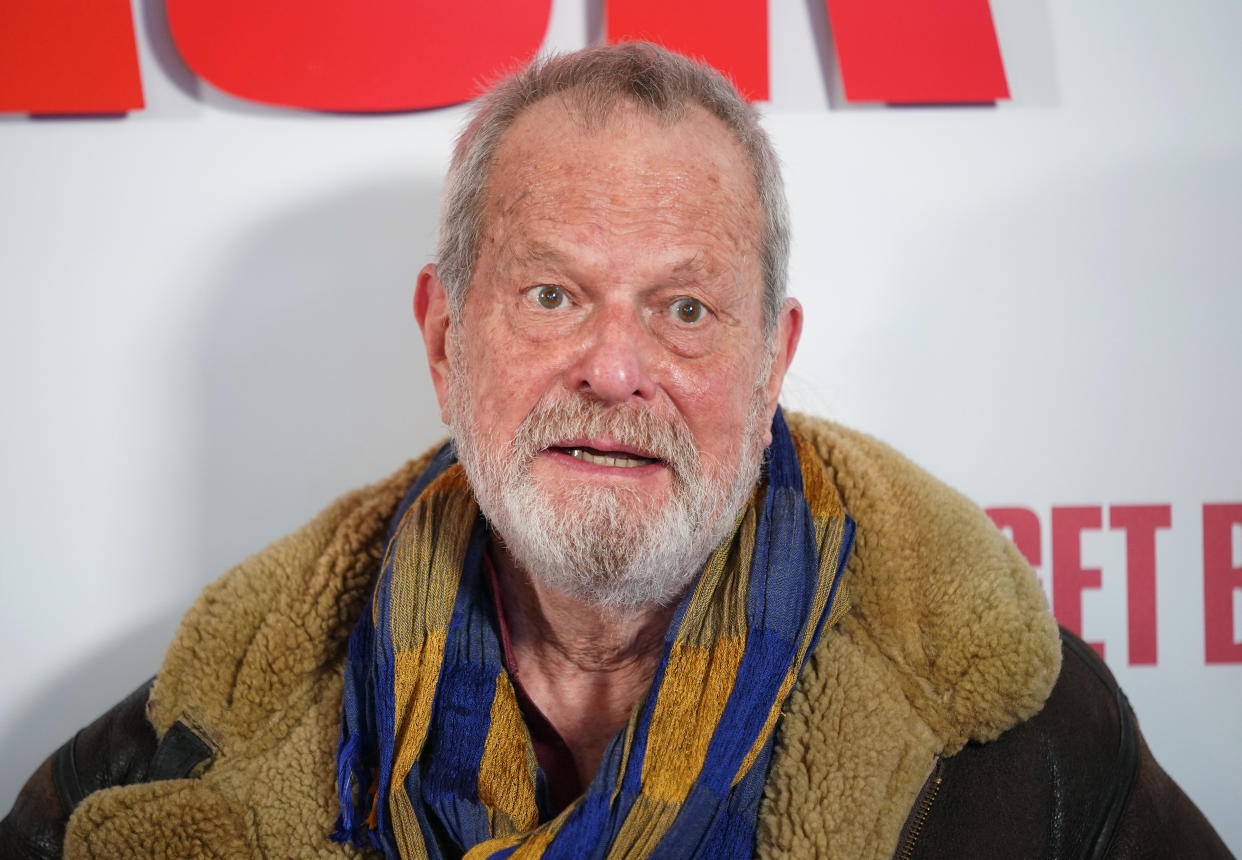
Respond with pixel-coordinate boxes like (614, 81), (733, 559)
(417, 98), (800, 608)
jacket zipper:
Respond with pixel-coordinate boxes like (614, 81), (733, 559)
(896, 758), (944, 860)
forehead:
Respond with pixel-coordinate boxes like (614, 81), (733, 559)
(481, 96), (763, 266)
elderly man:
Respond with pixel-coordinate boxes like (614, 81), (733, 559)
(2, 42), (1230, 860)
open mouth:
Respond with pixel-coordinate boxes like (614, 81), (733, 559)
(551, 446), (660, 469)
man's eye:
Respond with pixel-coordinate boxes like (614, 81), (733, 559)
(672, 298), (704, 323)
(532, 285), (565, 309)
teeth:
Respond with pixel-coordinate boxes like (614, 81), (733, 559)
(567, 448), (650, 468)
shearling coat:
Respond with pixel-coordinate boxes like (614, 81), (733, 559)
(2, 416), (1231, 858)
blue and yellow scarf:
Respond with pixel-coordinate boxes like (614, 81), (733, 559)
(334, 409), (854, 858)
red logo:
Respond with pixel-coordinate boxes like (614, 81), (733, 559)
(1, 0), (1009, 114)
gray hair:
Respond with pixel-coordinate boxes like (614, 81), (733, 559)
(435, 41), (790, 336)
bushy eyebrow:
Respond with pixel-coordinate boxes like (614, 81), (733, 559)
(510, 242), (710, 282)
(512, 241), (569, 268)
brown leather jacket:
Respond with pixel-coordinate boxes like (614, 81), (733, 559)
(2, 628), (1231, 859)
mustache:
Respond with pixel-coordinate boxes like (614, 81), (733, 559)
(509, 396), (700, 480)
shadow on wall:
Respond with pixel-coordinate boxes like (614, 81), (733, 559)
(0, 611), (184, 805)
(193, 176), (447, 580)
(0, 177), (448, 807)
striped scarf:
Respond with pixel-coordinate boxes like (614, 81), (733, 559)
(334, 409), (854, 858)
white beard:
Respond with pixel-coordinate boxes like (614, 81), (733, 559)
(448, 372), (769, 611)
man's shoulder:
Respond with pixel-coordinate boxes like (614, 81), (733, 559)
(57, 451), (444, 859)
(765, 417), (1231, 858)
(761, 413), (1065, 858)
(147, 447), (439, 741)
(788, 410), (1062, 746)
(901, 627), (1234, 858)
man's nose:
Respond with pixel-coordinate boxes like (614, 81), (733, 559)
(565, 304), (658, 404)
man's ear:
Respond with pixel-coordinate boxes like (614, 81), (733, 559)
(760, 297), (803, 443)
(414, 263), (453, 423)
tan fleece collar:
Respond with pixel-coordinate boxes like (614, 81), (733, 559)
(68, 415), (1058, 860)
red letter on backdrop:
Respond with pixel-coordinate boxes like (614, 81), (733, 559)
(606, 0), (768, 101)
(1204, 504), (1242, 664)
(1109, 505), (1171, 665)
(822, 0), (1008, 103)
(1052, 506), (1105, 657)
(985, 506), (1042, 568)
(166, 0), (551, 111)
(0, 0), (143, 114)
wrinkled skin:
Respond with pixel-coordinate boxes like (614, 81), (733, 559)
(416, 98), (801, 537)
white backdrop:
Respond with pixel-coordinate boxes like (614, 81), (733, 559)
(2, 0), (1239, 851)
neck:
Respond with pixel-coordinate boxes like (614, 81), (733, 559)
(491, 543), (681, 787)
